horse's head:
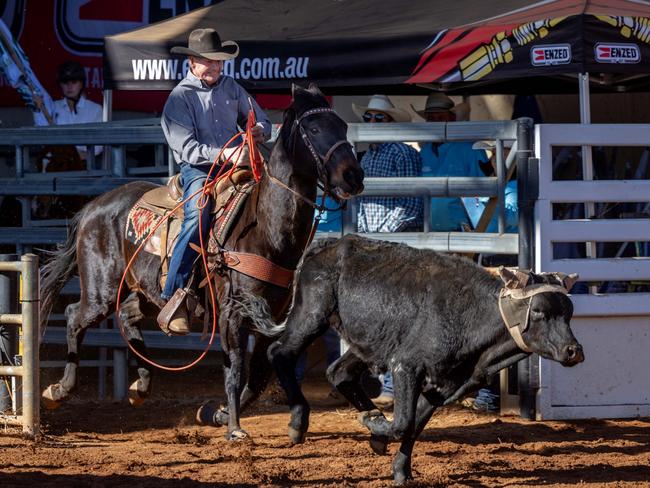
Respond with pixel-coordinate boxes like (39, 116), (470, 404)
(283, 83), (364, 200)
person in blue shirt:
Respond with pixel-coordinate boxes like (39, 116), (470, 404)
(462, 141), (518, 234)
(354, 95), (423, 234)
(415, 93), (489, 231)
(159, 29), (271, 334)
(314, 196), (343, 233)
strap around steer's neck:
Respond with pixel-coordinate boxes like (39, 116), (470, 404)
(498, 284), (568, 353)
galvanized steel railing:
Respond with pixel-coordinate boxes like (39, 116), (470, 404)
(0, 254), (39, 437)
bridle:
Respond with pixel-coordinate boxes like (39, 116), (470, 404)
(292, 107), (352, 192)
(266, 106), (351, 213)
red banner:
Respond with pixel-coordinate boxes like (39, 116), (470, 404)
(0, 0), (226, 114)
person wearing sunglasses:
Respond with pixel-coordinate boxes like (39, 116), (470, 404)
(412, 92), (489, 233)
(351, 94), (423, 410)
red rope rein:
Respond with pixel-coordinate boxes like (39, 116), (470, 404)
(115, 110), (261, 372)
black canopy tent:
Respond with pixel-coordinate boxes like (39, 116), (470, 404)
(103, 0), (650, 96)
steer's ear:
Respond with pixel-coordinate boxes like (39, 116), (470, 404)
(498, 266), (530, 289)
(562, 273), (579, 292)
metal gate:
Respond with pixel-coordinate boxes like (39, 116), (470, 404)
(534, 124), (650, 419)
(0, 254), (39, 436)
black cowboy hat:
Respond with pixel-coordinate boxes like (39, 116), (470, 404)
(57, 60), (86, 84)
(170, 28), (239, 61)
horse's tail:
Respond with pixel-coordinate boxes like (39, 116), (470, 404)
(235, 290), (287, 338)
(39, 211), (82, 338)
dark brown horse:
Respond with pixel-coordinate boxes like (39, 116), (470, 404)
(39, 84), (364, 440)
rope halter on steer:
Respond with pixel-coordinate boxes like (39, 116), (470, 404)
(498, 282), (570, 353)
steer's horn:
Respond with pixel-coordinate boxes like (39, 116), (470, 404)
(563, 273), (579, 292)
(498, 266), (530, 289)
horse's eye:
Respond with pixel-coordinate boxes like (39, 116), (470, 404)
(310, 127), (319, 134)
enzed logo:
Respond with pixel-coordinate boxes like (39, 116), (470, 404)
(595, 43), (640, 64)
(530, 44), (572, 66)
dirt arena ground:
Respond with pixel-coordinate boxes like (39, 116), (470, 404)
(1, 370), (649, 488)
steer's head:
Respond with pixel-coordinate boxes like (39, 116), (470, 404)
(498, 268), (585, 367)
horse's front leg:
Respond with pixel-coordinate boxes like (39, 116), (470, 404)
(222, 320), (250, 440)
(196, 334), (274, 428)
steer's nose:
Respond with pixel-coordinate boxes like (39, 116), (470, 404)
(565, 344), (585, 365)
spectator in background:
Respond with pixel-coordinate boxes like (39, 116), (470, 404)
(353, 94), (423, 409)
(414, 92), (488, 231)
(35, 61), (103, 161)
(462, 140), (518, 236)
(354, 95), (423, 234)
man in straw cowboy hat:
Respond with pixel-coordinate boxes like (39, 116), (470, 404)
(158, 28), (271, 334)
(414, 92), (489, 232)
(352, 94), (423, 408)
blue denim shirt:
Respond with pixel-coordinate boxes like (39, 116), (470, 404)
(421, 141), (488, 231)
(161, 71), (271, 167)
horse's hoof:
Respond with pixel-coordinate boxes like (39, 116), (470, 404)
(288, 426), (306, 444)
(41, 384), (63, 410)
(196, 402), (228, 427)
(226, 429), (249, 441)
(393, 472), (412, 486)
(128, 380), (147, 407)
(369, 434), (389, 455)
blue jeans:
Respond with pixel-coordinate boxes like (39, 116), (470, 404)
(381, 372), (394, 396)
(295, 328), (341, 384)
(161, 164), (213, 300)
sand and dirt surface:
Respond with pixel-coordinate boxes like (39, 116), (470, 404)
(1, 370), (649, 488)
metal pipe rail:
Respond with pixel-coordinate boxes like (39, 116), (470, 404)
(0, 254), (39, 437)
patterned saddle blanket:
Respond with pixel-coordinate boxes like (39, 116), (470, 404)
(125, 169), (256, 287)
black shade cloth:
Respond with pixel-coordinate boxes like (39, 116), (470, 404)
(103, 0), (650, 93)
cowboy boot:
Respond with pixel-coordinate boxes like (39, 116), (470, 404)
(167, 306), (190, 335)
(157, 288), (190, 336)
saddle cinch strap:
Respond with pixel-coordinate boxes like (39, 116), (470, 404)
(197, 249), (294, 289)
(222, 251), (294, 288)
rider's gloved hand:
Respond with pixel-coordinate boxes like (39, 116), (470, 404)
(250, 122), (266, 143)
(220, 145), (250, 166)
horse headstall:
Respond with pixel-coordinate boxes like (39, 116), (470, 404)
(291, 107), (352, 183)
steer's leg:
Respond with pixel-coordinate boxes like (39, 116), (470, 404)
(326, 350), (376, 411)
(359, 365), (421, 442)
(327, 350), (389, 454)
(392, 389), (443, 485)
(268, 294), (335, 444)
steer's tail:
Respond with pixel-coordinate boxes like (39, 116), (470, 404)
(39, 211), (82, 339)
(235, 290), (287, 338)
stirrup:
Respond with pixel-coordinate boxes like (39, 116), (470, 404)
(157, 288), (189, 336)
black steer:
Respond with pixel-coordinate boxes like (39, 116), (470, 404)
(239, 235), (585, 485)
